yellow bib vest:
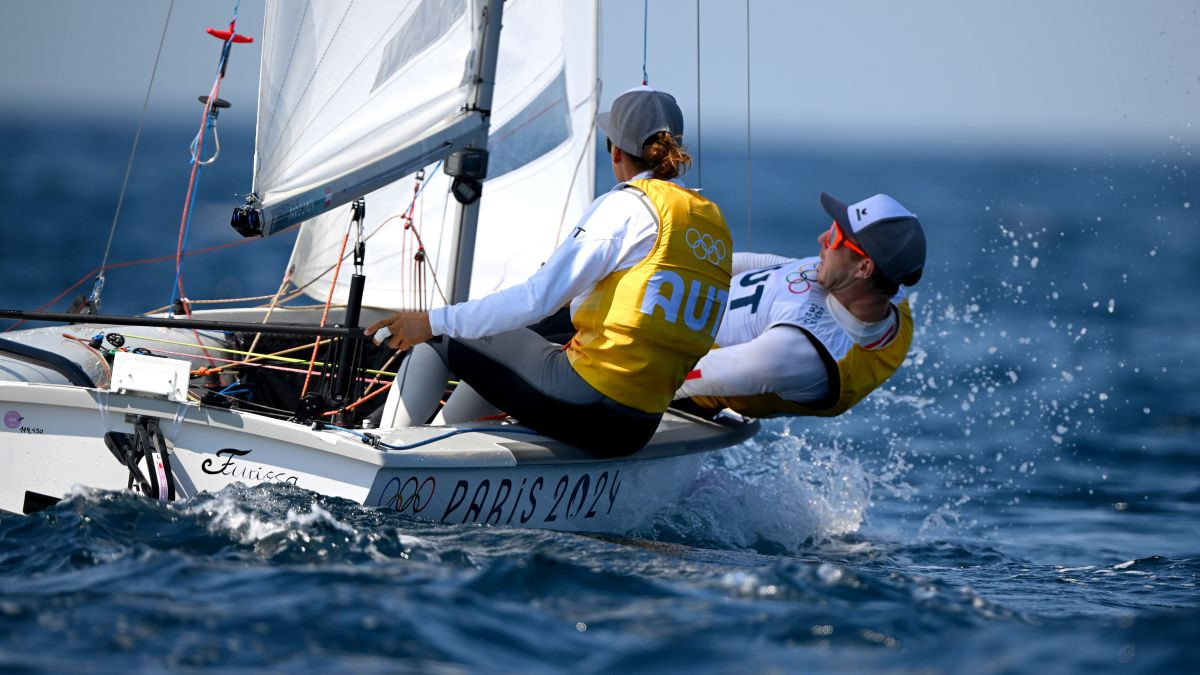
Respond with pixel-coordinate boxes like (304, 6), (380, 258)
(567, 179), (733, 413)
(689, 299), (914, 418)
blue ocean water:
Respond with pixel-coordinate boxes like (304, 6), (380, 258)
(1, 115), (1198, 672)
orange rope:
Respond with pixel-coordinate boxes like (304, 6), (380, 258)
(299, 223), (352, 398)
(295, 172), (430, 413)
(318, 379), (394, 417)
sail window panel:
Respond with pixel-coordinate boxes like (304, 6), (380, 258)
(373, 0), (469, 92)
(487, 69), (571, 181)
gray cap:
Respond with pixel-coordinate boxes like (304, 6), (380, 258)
(595, 86), (684, 157)
(820, 192), (926, 286)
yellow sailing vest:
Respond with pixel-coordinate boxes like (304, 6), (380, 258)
(567, 179), (732, 413)
(689, 300), (914, 418)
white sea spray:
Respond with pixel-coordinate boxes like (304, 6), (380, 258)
(635, 420), (912, 553)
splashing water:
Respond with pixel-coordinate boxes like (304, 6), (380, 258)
(635, 420), (913, 552)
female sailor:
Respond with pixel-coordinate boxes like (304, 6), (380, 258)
(367, 87), (732, 455)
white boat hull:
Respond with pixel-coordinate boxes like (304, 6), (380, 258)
(0, 378), (755, 533)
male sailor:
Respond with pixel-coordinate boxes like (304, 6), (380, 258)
(672, 192), (926, 418)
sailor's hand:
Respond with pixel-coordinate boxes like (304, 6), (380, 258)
(366, 311), (433, 351)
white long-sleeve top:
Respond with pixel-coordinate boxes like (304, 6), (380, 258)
(675, 253), (900, 404)
(429, 171), (674, 339)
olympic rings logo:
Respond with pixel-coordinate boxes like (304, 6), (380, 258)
(786, 270), (813, 295)
(685, 228), (727, 264)
(379, 476), (436, 513)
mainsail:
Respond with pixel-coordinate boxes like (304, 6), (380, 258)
(252, 0), (598, 310)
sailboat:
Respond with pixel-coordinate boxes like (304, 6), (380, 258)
(0, 0), (757, 531)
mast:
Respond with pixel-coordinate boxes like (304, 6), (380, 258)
(445, 0), (504, 304)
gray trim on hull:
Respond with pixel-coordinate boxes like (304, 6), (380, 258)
(0, 309), (363, 339)
(0, 336), (95, 387)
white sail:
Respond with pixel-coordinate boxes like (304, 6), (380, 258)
(252, 0), (487, 230)
(285, 0), (598, 309)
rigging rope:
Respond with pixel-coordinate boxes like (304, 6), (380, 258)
(276, 162), (442, 315)
(2, 230), (296, 333)
(299, 220), (353, 398)
(61, 334), (113, 381)
(94, 0), (176, 311)
(187, 351), (386, 380)
(137, 174), (437, 318)
(288, 172), (435, 416)
(401, 172), (430, 311)
(170, 0), (244, 317)
(241, 265), (295, 362)
(745, 0), (753, 248)
(319, 379), (392, 417)
(641, 0), (650, 85)
(552, 119), (597, 249)
(315, 346), (406, 418)
(184, 338), (338, 374)
(169, 154), (205, 314)
(321, 423), (542, 451)
(695, 0), (702, 190)
(175, 291), (289, 306)
(65, 330), (397, 380)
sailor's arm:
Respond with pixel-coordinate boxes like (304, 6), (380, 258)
(675, 325), (830, 402)
(426, 242), (614, 340)
(428, 191), (652, 339)
(731, 251), (793, 275)
(368, 190), (648, 347)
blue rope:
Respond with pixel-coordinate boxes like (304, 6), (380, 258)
(187, 113), (218, 162)
(216, 380), (246, 396)
(642, 0), (650, 85)
(417, 161), (442, 199)
(322, 423), (542, 451)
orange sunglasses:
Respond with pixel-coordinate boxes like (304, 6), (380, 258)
(826, 220), (869, 258)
